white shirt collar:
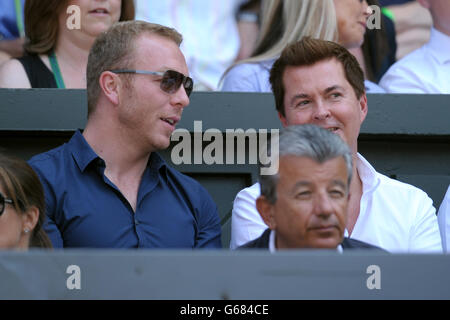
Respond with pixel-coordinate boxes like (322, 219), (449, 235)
(356, 153), (381, 195)
(343, 153), (380, 238)
(269, 230), (343, 253)
(427, 27), (450, 64)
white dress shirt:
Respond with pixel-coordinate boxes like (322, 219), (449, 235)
(230, 154), (443, 253)
(379, 28), (450, 93)
(438, 185), (450, 252)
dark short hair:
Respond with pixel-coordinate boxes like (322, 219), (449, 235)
(24, 0), (135, 54)
(269, 37), (365, 117)
(259, 124), (352, 204)
(86, 20), (183, 117)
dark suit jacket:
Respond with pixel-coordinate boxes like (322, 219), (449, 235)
(238, 229), (386, 251)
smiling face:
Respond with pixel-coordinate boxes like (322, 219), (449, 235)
(333, 0), (369, 49)
(279, 58), (367, 155)
(258, 155), (349, 249)
(116, 33), (190, 152)
(62, 0), (122, 37)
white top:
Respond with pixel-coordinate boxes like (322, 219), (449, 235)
(379, 28), (450, 93)
(135, 0), (245, 91)
(230, 154), (443, 253)
(220, 59), (386, 93)
(438, 185), (450, 252)
(268, 230), (343, 253)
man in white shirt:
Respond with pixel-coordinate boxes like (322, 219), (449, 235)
(379, 0), (450, 93)
(231, 37), (442, 253)
(239, 124), (383, 252)
(438, 186), (450, 252)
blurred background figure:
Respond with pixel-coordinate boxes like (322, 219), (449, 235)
(380, 0), (432, 60)
(0, 152), (52, 250)
(349, 0), (397, 83)
(220, 0), (338, 92)
(380, 0), (450, 93)
(220, 0), (386, 93)
(0, 0), (25, 65)
(0, 0), (134, 88)
(135, 0), (260, 91)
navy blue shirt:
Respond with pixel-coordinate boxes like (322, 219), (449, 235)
(29, 131), (222, 249)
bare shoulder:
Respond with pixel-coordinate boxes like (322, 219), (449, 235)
(0, 58), (31, 88)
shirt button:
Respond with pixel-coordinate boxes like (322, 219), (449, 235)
(134, 219), (140, 226)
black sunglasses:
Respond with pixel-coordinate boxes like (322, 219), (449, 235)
(0, 192), (14, 216)
(110, 69), (194, 97)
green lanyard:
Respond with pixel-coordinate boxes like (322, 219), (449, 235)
(49, 51), (66, 89)
(14, 0), (25, 37)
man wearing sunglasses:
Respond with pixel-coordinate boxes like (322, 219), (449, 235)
(28, 21), (222, 249)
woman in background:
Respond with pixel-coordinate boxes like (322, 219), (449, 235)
(221, 0), (383, 93)
(0, 153), (52, 249)
(0, 0), (134, 88)
(220, 0), (337, 91)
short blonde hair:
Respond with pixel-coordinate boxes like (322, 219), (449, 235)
(86, 21), (183, 116)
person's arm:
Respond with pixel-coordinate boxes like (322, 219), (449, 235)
(28, 160), (64, 248)
(0, 58), (31, 88)
(438, 186), (450, 253)
(410, 191), (443, 253)
(0, 37), (24, 58)
(194, 189), (222, 248)
(230, 185), (267, 249)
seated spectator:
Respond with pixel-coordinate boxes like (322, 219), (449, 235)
(220, 0), (385, 93)
(0, 0), (25, 65)
(230, 37), (442, 253)
(0, 0), (134, 88)
(438, 186), (450, 252)
(379, 0), (449, 93)
(350, 0), (397, 83)
(135, 0), (258, 91)
(29, 21), (222, 248)
(239, 125), (384, 251)
(0, 152), (52, 249)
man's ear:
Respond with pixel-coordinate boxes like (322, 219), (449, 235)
(21, 206), (39, 233)
(278, 111), (289, 128)
(359, 92), (368, 125)
(256, 196), (276, 230)
(99, 71), (121, 106)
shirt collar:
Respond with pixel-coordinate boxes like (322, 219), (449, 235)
(269, 230), (344, 253)
(70, 130), (101, 172)
(356, 153), (381, 195)
(427, 27), (450, 64)
(69, 130), (167, 173)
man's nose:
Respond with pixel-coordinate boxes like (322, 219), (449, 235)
(312, 100), (331, 121)
(171, 85), (190, 109)
(313, 192), (334, 218)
